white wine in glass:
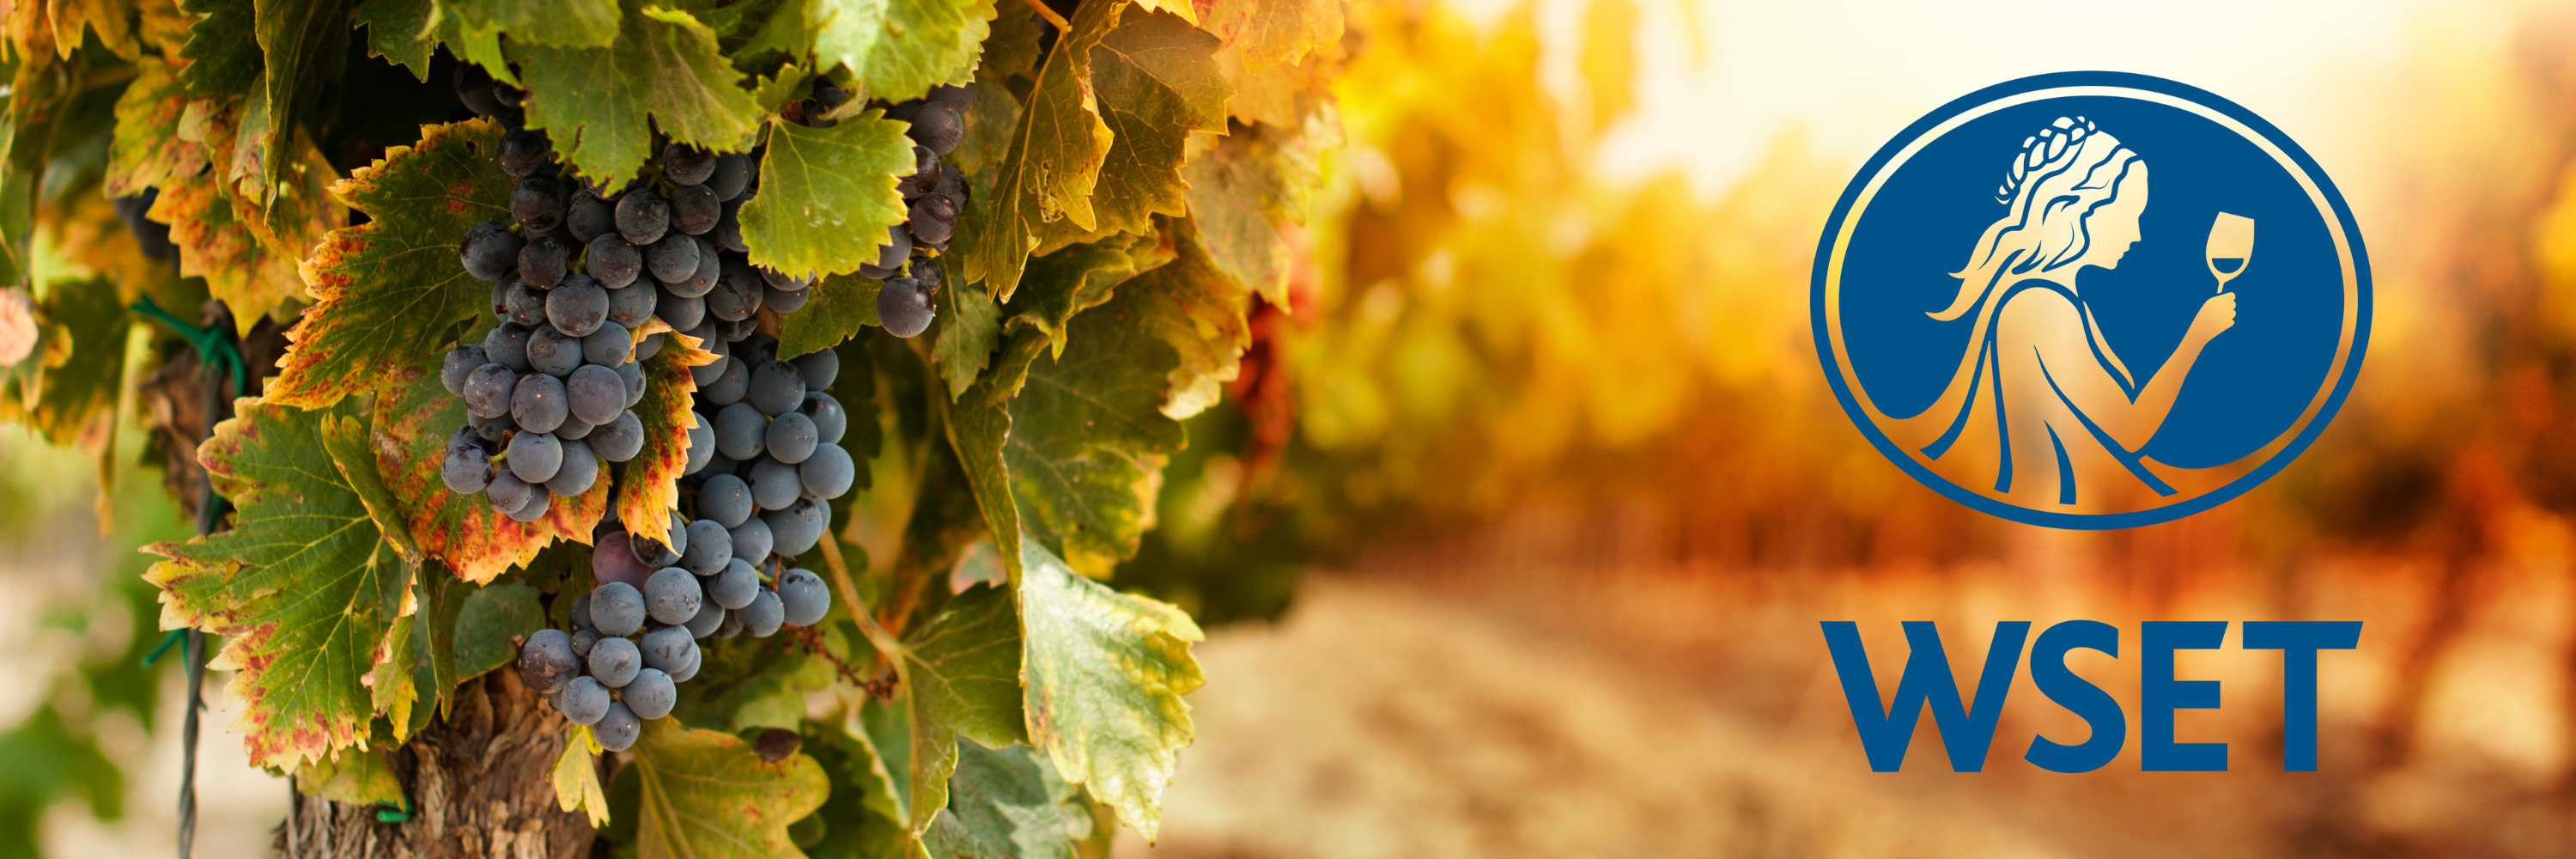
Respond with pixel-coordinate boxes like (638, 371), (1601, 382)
(2207, 211), (2254, 293)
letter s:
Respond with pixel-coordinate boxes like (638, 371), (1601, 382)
(2025, 619), (2126, 773)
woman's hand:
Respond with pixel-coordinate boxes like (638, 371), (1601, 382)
(2186, 292), (2239, 345)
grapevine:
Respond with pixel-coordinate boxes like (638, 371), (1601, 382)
(0, 0), (1344, 855)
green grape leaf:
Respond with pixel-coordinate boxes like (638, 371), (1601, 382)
(319, 407), (422, 566)
(554, 726), (610, 826)
(1180, 110), (1327, 307)
(933, 275), (1002, 398)
(1015, 540), (1200, 841)
(752, 63), (814, 115)
(371, 362), (611, 584)
(0, 277), (128, 442)
(896, 582), (1026, 832)
(267, 119), (511, 408)
(775, 272), (881, 358)
(740, 112), (915, 281)
(1005, 284), (1186, 575)
(453, 579), (544, 679)
(105, 55), (206, 197)
(368, 583), (422, 740)
(351, 0), (437, 79)
(143, 399), (405, 770)
(997, 232), (1171, 356)
(1121, 229), (1248, 419)
(619, 329), (720, 548)
(629, 717), (830, 859)
(800, 724), (919, 859)
(1203, 0), (1342, 70)
(178, 0), (260, 98)
(922, 742), (1090, 859)
(811, 0), (997, 103)
(969, 0), (1120, 302)
(514, 0), (764, 191)
(294, 748), (405, 806)
(946, 10), (1036, 181)
(435, 13), (517, 85)
(444, 0), (621, 48)
(240, 0), (349, 199)
(1030, 9), (1226, 253)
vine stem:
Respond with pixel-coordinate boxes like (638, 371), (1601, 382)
(1021, 0), (1072, 34)
(816, 534), (903, 663)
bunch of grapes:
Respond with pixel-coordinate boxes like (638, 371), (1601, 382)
(515, 526), (834, 750)
(794, 80), (970, 339)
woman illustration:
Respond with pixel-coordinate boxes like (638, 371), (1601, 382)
(1889, 117), (2239, 509)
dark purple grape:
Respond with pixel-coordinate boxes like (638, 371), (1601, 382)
(513, 174), (564, 232)
(712, 197), (748, 253)
(708, 262), (763, 322)
(567, 364), (627, 426)
(618, 361), (647, 407)
(877, 277), (933, 338)
(454, 63), (503, 116)
(506, 277), (549, 326)
(472, 411), (512, 442)
(589, 636), (641, 686)
(777, 568), (831, 626)
(519, 235), (569, 289)
(908, 101), (963, 155)
(646, 567), (705, 625)
(684, 598), (727, 638)
(876, 224), (911, 270)
(791, 350), (837, 390)
(604, 283), (656, 327)
(567, 193), (614, 244)
(441, 344), (489, 395)
(592, 411), (645, 462)
(716, 315), (756, 344)
(616, 188), (670, 246)
(547, 438), (598, 495)
(507, 429), (564, 483)
(656, 286), (706, 331)
(459, 220), (523, 281)
(487, 469), (536, 514)
(930, 82), (975, 110)
(555, 676), (609, 725)
(594, 702), (639, 751)
(682, 237), (722, 295)
(583, 321), (633, 366)
(801, 393), (846, 444)
(586, 234), (643, 289)
(442, 427), (491, 493)
(623, 668), (676, 720)
(708, 154), (752, 200)
(908, 193), (957, 245)
(671, 183), (719, 235)
(766, 411), (817, 465)
(463, 363), (518, 417)
(740, 589), (784, 637)
(526, 326), (583, 377)
(799, 442), (854, 499)
(519, 628), (580, 693)
(747, 360), (804, 416)
(728, 516), (772, 565)
(813, 82), (854, 109)
(750, 456), (800, 510)
(764, 286), (809, 314)
(683, 414), (715, 476)
(634, 332), (665, 363)
(512, 371), (569, 433)
(594, 532), (652, 588)
(557, 416), (595, 440)
(493, 81), (526, 108)
(483, 323), (533, 372)
(647, 233), (703, 288)
(702, 356), (750, 405)
(500, 128), (552, 178)
(547, 274), (609, 336)
(664, 143), (718, 186)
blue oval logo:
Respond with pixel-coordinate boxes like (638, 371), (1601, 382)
(1813, 72), (2370, 529)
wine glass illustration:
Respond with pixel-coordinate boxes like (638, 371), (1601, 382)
(2207, 212), (2254, 293)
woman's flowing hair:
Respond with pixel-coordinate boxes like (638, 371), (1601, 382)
(1930, 117), (2142, 321)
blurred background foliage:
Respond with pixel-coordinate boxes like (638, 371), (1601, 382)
(23, 0), (2576, 854)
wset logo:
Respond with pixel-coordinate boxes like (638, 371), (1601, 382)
(1811, 71), (2369, 529)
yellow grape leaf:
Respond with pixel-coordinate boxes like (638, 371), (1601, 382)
(618, 331), (720, 548)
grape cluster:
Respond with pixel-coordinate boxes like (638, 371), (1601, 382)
(440, 63), (829, 517)
(516, 528), (832, 750)
(677, 338), (854, 557)
(797, 81), (971, 339)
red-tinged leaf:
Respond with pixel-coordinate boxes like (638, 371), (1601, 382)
(617, 332), (720, 548)
(105, 55), (205, 197)
(143, 398), (405, 770)
(145, 162), (305, 334)
(266, 119), (514, 409)
(370, 362), (610, 585)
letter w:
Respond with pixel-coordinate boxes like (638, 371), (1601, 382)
(1820, 621), (2030, 772)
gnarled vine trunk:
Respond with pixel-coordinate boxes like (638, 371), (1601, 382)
(274, 670), (598, 859)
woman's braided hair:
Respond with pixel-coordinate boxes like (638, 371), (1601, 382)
(1929, 116), (2141, 321)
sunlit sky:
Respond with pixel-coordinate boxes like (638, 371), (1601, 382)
(1442, 0), (2500, 198)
